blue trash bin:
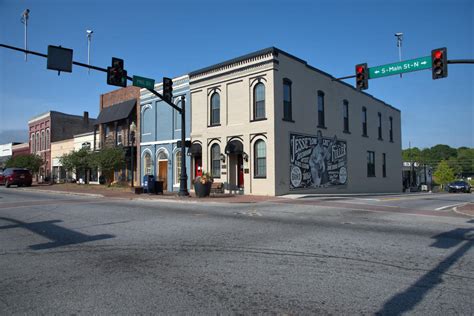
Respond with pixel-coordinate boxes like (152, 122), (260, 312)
(147, 175), (155, 194)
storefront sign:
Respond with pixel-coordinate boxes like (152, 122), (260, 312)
(289, 131), (347, 189)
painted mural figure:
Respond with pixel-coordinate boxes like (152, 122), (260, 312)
(290, 131), (347, 190)
(309, 130), (331, 186)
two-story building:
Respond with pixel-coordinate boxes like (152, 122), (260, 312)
(96, 86), (141, 185)
(139, 75), (191, 192)
(189, 47), (402, 196)
(28, 111), (96, 182)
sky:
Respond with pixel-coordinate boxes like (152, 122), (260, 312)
(0, 0), (472, 149)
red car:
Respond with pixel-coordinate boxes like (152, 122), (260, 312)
(1, 168), (33, 187)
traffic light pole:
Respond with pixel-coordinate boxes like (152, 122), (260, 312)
(178, 95), (189, 196)
(0, 42), (189, 196)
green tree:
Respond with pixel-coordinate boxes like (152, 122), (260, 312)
(59, 148), (94, 182)
(90, 147), (125, 184)
(402, 147), (421, 162)
(433, 160), (455, 188)
(5, 154), (43, 173)
(446, 157), (462, 178)
(456, 147), (474, 175)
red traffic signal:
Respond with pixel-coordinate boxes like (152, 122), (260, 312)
(107, 57), (127, 87)
(431, 47), (447, 80)
(355, 63), (368, 90)
(163, 77), (173, 102)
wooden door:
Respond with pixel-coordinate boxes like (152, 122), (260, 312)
(158, 161), (168, 191)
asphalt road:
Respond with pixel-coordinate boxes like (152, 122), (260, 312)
(0, 188), (473, 314)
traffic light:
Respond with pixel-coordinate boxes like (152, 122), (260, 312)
(107, 57), (127, 87)
(355, 63), (368, 90)
(163, 77), (173, 102)
(431, 47), (447, 79)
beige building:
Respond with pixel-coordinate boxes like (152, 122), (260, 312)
(189, 47), (402, 196)
(51, 138), (75, 182)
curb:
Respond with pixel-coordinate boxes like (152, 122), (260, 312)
(453, 204), (474, 217)
(282, 192), (434, 200)
(17, 188), (104, 198)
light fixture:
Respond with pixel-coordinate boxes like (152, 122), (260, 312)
(242, 152), (249, 162)
(130, 121), (137, 133)
(220, 153), (226, 163)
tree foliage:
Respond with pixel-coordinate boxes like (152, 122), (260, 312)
(5, 154), (43, 172)
(402, 145), (473, 177)
(90, 147), (125, 177)
(59, 148), (92, 172)
(433, 160), (455, 186)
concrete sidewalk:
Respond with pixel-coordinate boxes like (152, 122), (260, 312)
(18, 183), (283, 204)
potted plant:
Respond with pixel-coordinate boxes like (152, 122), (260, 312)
(194, 171), (213, 198)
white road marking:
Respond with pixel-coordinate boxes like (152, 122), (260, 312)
(435, 203), (467, 211)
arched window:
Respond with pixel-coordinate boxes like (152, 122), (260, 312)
(210, 93), (220, 125)
(211, 143), (221, 178)
(41, 130), (45, 151)
(46, 128), (50, 149)
(142, 108), (149, 134)
(30, 133), (35, 153)
(254, 140), (266, 178)
(174, 150), (181, 185)
(36, 132), (40, 152)
(144, 152), (152, 175)
(254, 83), (265, 120)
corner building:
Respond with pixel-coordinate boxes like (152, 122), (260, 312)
(190, 47), (402, 196)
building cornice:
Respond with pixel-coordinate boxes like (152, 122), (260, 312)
(190, 49), (277, 82)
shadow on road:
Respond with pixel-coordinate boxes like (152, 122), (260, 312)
(376, 224), (473, 315)
(0, 216), (114, 250)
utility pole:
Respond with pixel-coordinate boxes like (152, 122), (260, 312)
(86, 30), (93, 74)
(395, 32), (403, 78)
(20, 9), (30, 61)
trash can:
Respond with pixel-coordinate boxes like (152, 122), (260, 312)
(154, 181), (164, 195)
(146, 175), (155, 194)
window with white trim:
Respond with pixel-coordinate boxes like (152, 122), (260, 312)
(254, 140), (266, 178)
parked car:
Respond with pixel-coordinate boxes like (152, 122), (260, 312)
(0, 170), (4, 184)
(1, 168), (33, 188)
(447, 180), (471, 193)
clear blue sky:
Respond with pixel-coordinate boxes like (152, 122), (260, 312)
(0, 0), (472, 149)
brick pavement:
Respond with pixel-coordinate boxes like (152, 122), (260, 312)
(455, 203), (474, 217)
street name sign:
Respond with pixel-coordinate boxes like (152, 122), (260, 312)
(369, 56), (432, 79)
(132, 75), (155, 89)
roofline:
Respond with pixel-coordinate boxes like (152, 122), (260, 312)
(189, 46), (400, 113)
(28, 110), (97, 124)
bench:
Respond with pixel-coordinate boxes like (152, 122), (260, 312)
(210, 182), (224, 194)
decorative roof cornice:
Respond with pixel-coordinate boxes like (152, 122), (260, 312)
(189, 47), (278, 80)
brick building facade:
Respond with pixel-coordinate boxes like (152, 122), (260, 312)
(28, 111), (96, 181)
(97, 86), (141, 186)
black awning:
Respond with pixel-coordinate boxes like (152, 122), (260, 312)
(96, 99), (136, 125)
(225, 140), (243, 154)
(188, 143), (202, 156)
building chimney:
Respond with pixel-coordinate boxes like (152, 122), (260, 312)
(83, 111), (89, 125)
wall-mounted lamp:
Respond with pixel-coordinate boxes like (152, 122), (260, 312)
(220, 153), (226, 163)
(242, 152), (249, 162)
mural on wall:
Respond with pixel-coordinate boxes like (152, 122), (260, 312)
(290, 130), (347, 189)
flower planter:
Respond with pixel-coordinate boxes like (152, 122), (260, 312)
(194, 180), (212, 198)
